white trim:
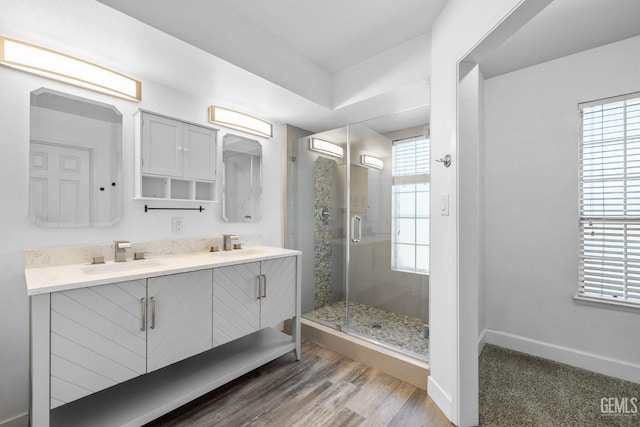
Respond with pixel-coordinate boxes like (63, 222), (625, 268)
(0, 413), (29, 427)
(573, 293), (640, 313)
(427, 376), (453, 421)
(483, 329), (640, 383)
(478, 328), (487, 354)
(578, 90), (640, 109)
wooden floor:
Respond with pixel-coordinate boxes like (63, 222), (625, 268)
(146, 341), (451, 427)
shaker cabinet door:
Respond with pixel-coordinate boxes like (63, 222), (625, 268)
(142, 113), (183, 177)
(183, 123), (217, 180)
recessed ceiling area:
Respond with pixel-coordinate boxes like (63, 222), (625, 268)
(211, 0), (447, 74)
(480, 0), (640, 78)
(97, 0), (447, 75)
(97, 0), (446, 119)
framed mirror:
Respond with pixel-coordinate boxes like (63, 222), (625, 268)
(222, 133), (262, 222)
(29, 88), (122, 227)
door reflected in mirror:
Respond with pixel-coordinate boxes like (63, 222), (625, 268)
(29, 88), (122, 227)
(222, 133), (262, 222)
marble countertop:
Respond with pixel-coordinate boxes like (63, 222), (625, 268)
(25, 245), (300, 296)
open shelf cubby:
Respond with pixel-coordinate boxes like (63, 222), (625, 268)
(141, 176), (169, 199)
(139, 175), (217, 202)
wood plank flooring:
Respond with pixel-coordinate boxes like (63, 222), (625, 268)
(145, 341), (451, 427)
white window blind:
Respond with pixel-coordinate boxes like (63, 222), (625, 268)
(392, 136), (429, 274)
(579, 92), (640, 304)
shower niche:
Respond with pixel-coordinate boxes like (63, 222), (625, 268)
(285, 107), (431, 360)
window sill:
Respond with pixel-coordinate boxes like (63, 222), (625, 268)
(391, 267), (429, 276)
(573, 294), (640, 314)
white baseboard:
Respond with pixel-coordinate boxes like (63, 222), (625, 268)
(0, 413), (28, 427)
(483, 329), (640, 383)
(427, 376), (454, 423)
(478, 328), (487, 354)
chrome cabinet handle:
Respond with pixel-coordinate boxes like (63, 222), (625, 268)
(262, 274), (267, 298)
(151, 297), (156, 329)
(140, 298), (146, 331)
(256, 276), (262, 299)
(351, 215), (362, 243)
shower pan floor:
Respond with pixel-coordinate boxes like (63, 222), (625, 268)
(304, 301), (429, 359)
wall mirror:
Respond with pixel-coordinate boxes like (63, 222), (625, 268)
(29, 88), (122, 227)
(222, 133), (262, 222)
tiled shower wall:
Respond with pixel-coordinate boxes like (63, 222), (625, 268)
(313, 157), (337, 308)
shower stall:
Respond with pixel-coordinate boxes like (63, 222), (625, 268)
(285, 108), (430, 360)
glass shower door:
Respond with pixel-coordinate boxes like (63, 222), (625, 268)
(345, 121), (394, 341)
(345, 117), (430, 358)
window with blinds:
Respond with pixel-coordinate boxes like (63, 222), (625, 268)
(579, 92), (640, 305)
(392, 136), (429, 274)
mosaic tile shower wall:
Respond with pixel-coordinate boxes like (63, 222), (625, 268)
(313, 156), (337, 308)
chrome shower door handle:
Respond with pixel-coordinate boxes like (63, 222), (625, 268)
(351, 215), (362, 243)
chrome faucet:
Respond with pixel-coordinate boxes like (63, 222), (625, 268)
(114, 240), (131, 262)
(223, 234), (237, 251)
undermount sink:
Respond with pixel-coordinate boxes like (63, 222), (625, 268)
(81, 260), (163, 275)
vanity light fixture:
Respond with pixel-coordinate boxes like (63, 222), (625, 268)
(361, 154), (383, 169)
(0, 36), (141, 101)
(208, 106), (273, 138)
(309, 138), (344, 158)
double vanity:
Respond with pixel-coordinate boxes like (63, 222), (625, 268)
(26, 242), (301, 427)
(26, 87), (285, 426)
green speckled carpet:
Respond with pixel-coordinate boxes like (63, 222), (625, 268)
(480, 345), (640, 426)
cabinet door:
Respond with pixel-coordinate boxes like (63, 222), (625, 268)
(260, 257), (297, 328)
(147, 270), (213, 372)
(142, 113), (183, 177)
(50, 280), (147, 408)
(213, 262), (261, 347)
(183, 124), (217, 180)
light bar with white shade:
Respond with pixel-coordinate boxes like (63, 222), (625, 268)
(309, 138), (344, 158)
(0, 36), (141, 101)
(209, 106), (272, 138)
(361, 155), (383, 169)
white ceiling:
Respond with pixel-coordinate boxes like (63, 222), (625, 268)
(98, 0), (447, 75)
(91, 0), (446, 133)
(481, 0), (640, 78)
(211, 0), (446, 74)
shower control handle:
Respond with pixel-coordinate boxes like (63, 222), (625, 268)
(351, 215), (362, 243)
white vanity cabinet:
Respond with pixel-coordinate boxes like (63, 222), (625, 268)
(259, 257), (297, 327)
(213, 261), (261, 346)
(213, 257), (296, 347)
(136, 111), (218, 201)
(147, 270), (213, 372)
(28, 250), (301, 427)
(50, 280), (147, 408)
(49, 269), (213, 409)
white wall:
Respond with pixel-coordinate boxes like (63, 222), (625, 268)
(484, 35), (640, 381)
(0, 44), (284, 427)
(429, 0), (551, 424)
